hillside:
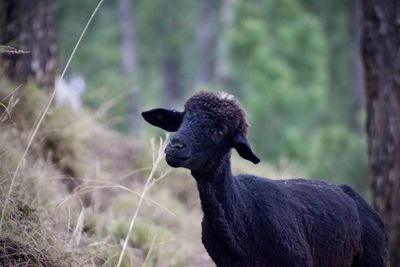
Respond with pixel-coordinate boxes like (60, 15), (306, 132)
(0, 83), (297, 266)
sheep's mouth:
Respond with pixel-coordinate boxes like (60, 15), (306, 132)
(165, 154), (190, 168)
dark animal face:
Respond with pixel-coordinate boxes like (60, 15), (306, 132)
(142, 92), (260, 173)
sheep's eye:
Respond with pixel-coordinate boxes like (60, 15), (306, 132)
(213, 124), (226, 140)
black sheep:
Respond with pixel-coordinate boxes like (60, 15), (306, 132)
(142, 91), (388, 267)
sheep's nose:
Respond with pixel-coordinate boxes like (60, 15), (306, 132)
(170, 138), (186, 149)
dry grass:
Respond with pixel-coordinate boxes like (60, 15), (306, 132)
(0, 81), (301, 266)
(0, 81), (204, 266)
(0, 237), (57, 266)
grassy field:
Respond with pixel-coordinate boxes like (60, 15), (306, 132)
(0, 83), (300, 266)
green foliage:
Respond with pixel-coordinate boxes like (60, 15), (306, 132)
(307, 125), (369, 195)
(58, 0), (132, 132)
(136, 0), (196, 105)
(229, 0), (366, 191)
(136, 0), (194, 59)
(57, 0), (368, 193)
(230, 0), (328, 160)
(301, 0), (352, 124)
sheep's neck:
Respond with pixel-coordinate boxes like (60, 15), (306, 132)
(192, 155), (246, 257)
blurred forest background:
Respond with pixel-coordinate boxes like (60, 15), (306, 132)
(60, 0), (368, 193)
(1, 0), (399, 266)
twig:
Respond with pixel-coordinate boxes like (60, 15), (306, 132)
(0, 45), (29, 54)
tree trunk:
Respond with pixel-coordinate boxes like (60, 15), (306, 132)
(361, 1), (400, 266)
(0, 0), (58, 89)
(216, 0), (236, 88)
(195, 0), (216, 87)
(118, 0), (141, 132)
(349, 0), (365, 133)
(163, 56), (182, 107)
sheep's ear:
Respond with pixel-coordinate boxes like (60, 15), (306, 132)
(141, 108), (183, 132)
(232, 132), (260, 164)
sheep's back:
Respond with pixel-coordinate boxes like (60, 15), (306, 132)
(236, 176), (362, 267)
(278, 178), (362, 266)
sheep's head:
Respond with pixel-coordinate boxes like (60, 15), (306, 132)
(142, 91), (260, 173)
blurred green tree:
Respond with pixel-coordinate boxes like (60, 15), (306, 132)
(136, 0), (195, 106)
(230, 0), (368, 194)
(230, 0), (328, 161)
(195, 0), (218, 88)
(59, 0), (131, 132)
(118, 0), (141, 132)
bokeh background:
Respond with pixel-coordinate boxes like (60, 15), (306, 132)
(60, 0), (368, 194)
